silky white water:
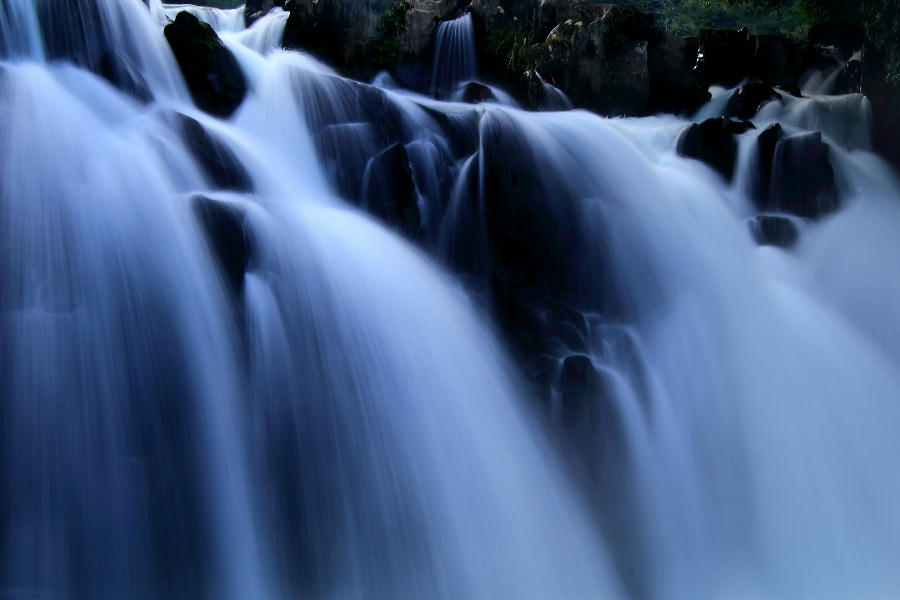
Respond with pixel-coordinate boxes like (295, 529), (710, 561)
(1, 1), (899, 599)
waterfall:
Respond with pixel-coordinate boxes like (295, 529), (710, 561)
(0, 1), (619, 598)
(3, 0), (900, 598)
(431, 13), (477, 98)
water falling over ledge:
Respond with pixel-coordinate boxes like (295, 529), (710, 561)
(1, 1), (900, 598)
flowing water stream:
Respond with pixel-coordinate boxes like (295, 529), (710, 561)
(1, 1), (899, 598)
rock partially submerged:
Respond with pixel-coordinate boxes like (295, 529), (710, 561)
(164, 12), (247, 117)
(677, 118), (755, 181)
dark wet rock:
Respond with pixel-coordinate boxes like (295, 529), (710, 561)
(769, 131), (838, 218)
(775, 83), (803, 98)
(363, 143), (421, 238)
(724, 82), (781, 120)
(677, 118), (755, 181)
(647, 33), (711, 114)
(831, 59), (862, 95)
(314, 122), (379, 201)
(35, 0), (152, 101)
(532, 5), (707, 116)
(283, 0), (460, 75)
(178, 115), (253, 192)
(862, 46), (900, 170)
(560, 354), (599, 407)
(533, 9), (652, 116)
(417, 104), (480, 158)
(461, 81), (495, 103)
(192, 196), (252, 296)
(749, 215), (799, 248)
(752, 123), (783, 203)
(698, 28), (836, 89)
(98, 51), (153, 102)
(165, 12), (247, 117)
(245, 0), (284, 27)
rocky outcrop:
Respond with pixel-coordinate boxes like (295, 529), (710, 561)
(282, 0), (461, 77)
(531, 4), (708, 116)
(677, 118), (755, 181)
(164, 12), (247, 117)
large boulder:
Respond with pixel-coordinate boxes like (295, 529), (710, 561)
(677, 118), (755, 181)
(460, 81), (495, 103)
(164, 12), (247, 117)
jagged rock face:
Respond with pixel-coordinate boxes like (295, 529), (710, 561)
(282, 0), (461, 73)
(532, 5), (707, 116)
(533, 7), (653, 116)
(164, 12), (247, 117)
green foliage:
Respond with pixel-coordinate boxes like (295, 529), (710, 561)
(484, 21), (531, 72)
(863, 0), (900, 84)
(372, 1), (411, 68)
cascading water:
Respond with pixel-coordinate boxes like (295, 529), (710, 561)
(0, 1), (618, 598)
(3, 1), (900, 599)
(431, 13), (477, 98)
